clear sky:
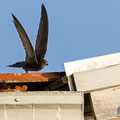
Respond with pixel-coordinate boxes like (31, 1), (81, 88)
(0, 0), (120, 73)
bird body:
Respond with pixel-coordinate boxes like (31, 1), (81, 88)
(8, 4), (49, 73)
(9, 60), (48, 73)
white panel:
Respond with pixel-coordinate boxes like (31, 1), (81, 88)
(60, 105), (83, 120)
(91, 86), (120, 120)
(64, 52), (120, 76)
(5, 105), (33, 120)
(0, 92), (84, 120)
(0, 106), (5, 120)
(73, 64), (120, 92)
(0, 92), (83, 105)
(35, 105), (57, 120)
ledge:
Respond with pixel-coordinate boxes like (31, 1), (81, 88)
(0, 72), (65, 83)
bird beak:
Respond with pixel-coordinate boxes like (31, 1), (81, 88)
(46, 62), (48, 66)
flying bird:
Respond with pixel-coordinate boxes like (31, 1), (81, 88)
(8, 4), (49, 73)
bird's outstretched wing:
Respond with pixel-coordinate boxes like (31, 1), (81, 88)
(35, 4), (49, 63)
(12, 14), (38, 64)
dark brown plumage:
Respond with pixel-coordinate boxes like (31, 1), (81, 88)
(8, 4), (49, 73)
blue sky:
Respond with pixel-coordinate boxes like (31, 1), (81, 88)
(0, 0), (120, 73)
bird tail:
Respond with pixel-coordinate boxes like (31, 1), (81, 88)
(7, 61), (25, 68)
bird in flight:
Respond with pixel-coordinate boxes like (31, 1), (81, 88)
(8, 4), (49, 73)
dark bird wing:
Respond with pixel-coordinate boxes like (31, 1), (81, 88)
(35, 4), (49, 63)
(12, 14), (38, 64)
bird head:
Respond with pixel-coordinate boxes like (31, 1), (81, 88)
(43, 59), (48, 66)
